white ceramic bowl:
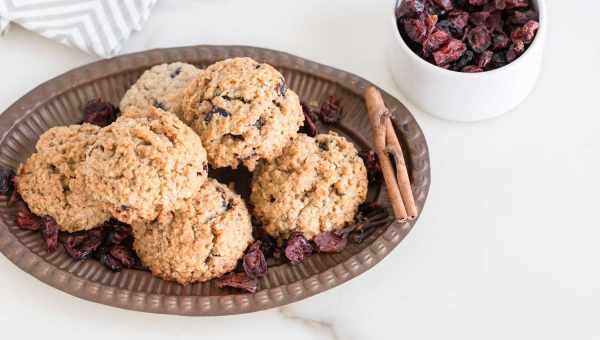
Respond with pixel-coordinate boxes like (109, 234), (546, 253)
(388, 0), (547, 122)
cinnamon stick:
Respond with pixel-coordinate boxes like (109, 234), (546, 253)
(364, 87), (408, 222)
(364, 86), (418, 221)
(385, 119), (418, 219)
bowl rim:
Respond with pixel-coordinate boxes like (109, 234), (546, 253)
(390, 0), (547, 77)
(0, 45), (432, 316)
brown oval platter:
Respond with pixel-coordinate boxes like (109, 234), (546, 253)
(0, 45), (430, 316)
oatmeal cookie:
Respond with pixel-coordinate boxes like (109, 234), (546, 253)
(132, 179), (253, 285)
(17, 124), (110, 232)
(180, 57), (303, 170)
(82, 107), (208, 224)
(120, 62), (201, 115)
(251, 132), (368, 240)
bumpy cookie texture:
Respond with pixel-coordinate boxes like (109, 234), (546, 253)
(120, 62), (201, 115)
(251, 132), (368, 240)
(132, 179), (254, 285)
(17, 124), (110, 232)
(181, 57), (303, 170)
(82, 108), (208, 224)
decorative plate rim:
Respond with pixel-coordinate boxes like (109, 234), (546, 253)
(0, 45), (431, 316)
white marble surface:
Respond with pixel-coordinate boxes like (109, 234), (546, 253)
(1, 0), (599, 339)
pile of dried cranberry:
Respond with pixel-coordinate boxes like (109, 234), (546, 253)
(299, 95), (344, 137)
(16, 207), (146, 272)
(4, 98), (138, 272)
(217, 202), (391, 293)
(396, 0), (539, 72)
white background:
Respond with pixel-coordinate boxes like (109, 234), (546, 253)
(1, 0), (599, 339)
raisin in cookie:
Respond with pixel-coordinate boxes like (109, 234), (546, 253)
(132, 179), (253, 285)
(180, 57), (303, 170)
(17, 124), (111, 232)
(120, 62), (201, 115)
(251, 132), (368, 240)
(81, 108), (208, 224)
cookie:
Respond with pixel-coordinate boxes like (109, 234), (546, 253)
(17, 124), (111, 232)
(81, 107), (208, 224)
(251, 132), (368, 240)
(132, 179), (253, 285)
(120, 62), (201, 115)
(181, 57), (303, 170)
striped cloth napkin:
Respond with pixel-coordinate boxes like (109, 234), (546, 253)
(0, 0), (157, 58)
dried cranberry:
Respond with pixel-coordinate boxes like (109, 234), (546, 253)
(318, 96), (343, 124)
(98, 251), (122, 272)
(62, 233), (87, 254)
(284, 232), (313, 264)
(104, 220), (132, 245)
(358, 150), (382, 182)
(509, 9), (538, 25)
(486, 11), (503, 32)
(452, 50), (475, 70)
(109, 244), (136, 268)
(494, 0), (506, 9)
(437, 20), (460, 37)
(432, 0), (454, 11)
(424, 0), (446, 16)
(505, 0), (529, 9)
(216, 272), (258, 293)
(422, 30), (450, 56)
(82, 98), (118, 127)
(463, 65), (484, 72)
(243, 241), (267, 278)
(513, 40), (526, 54)
(396, 0), (425, 18)
(404, 18), (428, 43)
(506, 40), (525, 62)
(447, 10), (469, 30)
(425, 14), (439, 34)
(492, 51), (508, 67)
(433, 38), (467, 65)
(41, 217), (59, 253)
(470, 11), (490, 26)
(468, 0), (487, 5)
(16, 207), (42, 231)
(477, 50), (494, 68)
(511, 20), (539, 44)
(492, 32), (510, 50)
(300, 103), (318, 137)
(461, 25), (471, 41)
(314, 232), (348, 253)
(467, 25), (492, 53)
(63, 230), (103, 260)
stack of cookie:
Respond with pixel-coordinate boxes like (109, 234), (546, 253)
(16, 57), (368, 285)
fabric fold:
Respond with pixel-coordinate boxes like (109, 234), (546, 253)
(0, 0), (157, 58)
